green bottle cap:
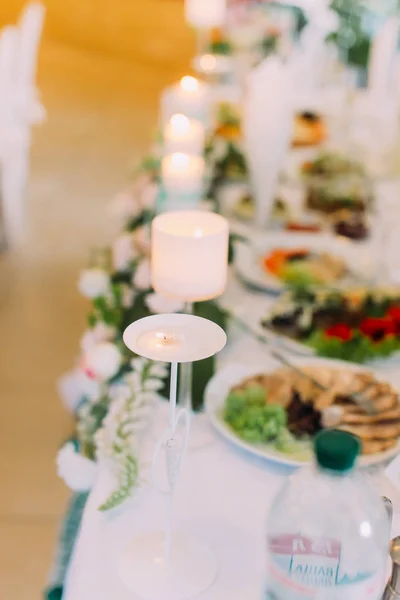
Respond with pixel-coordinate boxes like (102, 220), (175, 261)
(315, 430), (361, 472)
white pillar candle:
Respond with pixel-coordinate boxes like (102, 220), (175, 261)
(161, 153), (205, 202)
(164, 114), (205, 155)
(161, 76), (211, 126)
(151, 211), (229, 302)
(185, 0), (227, 28)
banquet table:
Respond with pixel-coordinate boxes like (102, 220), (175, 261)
(63, 331), (400, 600)
(62, 180), (400, 600)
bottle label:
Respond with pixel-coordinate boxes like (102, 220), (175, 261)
(265, 534), (384, 600)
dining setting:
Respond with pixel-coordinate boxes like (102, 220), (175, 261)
(3, 0), (400, 599)
(52, 1), (400, 599)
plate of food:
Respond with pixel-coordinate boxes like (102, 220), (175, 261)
(261, 287), (400, 365)
(301, 152), (373, 215)
(205, 358), (400, 468)
(292, 111), (327, 148)
(235, 233), (356, 293)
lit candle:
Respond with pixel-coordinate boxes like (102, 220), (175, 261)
(161, 76), (211, 126)
(164, 114), (205, 155)
(152, 210), (229, 302)
(136, 329), (185, 358)
(185, 0), (227, 28)
(124, 313), (227, 364)
(192, 54), (234, 77)
(161, 153), (205, 207)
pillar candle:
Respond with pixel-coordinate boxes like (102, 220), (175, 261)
(164, 114), (205, 155)
(161, 76), (211, 125)
(185, 0), (227, 28)
(151, 211), (229, 302)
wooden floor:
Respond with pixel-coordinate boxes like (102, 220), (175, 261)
(0, 30), (191, 600)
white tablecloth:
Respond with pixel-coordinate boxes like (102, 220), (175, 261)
(63, 181), (400, 600)
(63, 400), (400, 600)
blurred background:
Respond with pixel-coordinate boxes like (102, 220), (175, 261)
(0, 1), (193, 598)
(1, 0), (400, 598)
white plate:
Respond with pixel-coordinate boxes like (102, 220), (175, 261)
(234, 231), (358, 293)
(205, 357), (400, 469)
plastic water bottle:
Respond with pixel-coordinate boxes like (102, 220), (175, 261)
(265, 430), (390, 600)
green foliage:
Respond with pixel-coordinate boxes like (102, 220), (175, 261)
(126, 209), (155, 233)
(192, 301), (227, 411)
(78, 396), (110, 461)
(306, 330), (400, 363)
(98, 455), (139, 512)
(209, 39), (232, 56)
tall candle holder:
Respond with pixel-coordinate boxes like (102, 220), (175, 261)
(119, 313), (227, 600)
(151, 210), (229, 446)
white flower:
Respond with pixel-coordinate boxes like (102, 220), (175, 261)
(57, 442), (97, 492)
(124, 371), (142, 392)
(130, 357), (147, 373)
(78, 269), (110, 299)
(108, 189), (140, 221)
(121, 284), (136, 308)
(112, 233), (137, 272)
(80, 322), (116, 353)
(149, 362), (169, 379)
(145, 292), (184, 314)
(144, 378), (164, 392)
(78, 371), (102, 400)
(133, 259), (152, 290)
(140, 182), (159, 210)
(134, 225), (151, 256)
(108, 382), (131, 402)
(83, 342), (122, 381)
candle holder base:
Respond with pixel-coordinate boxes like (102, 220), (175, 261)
(118, 531), (218, 600)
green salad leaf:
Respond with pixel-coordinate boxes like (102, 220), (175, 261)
(305, 330), (400, 364)
(224, 386), (292, 447)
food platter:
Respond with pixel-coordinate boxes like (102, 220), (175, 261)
(205, 357), (400, 469)
(234, 231), (361, 293)
(261, 286), (400, 365)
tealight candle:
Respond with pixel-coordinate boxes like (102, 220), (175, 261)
(124, 314), (227, 364)
(152, 210), (229, 302)
(164, 114), (205, 155)
(161, 153), (205, 207)
(136, 329), (185, 357)
(185, 0), (227, 28)
(161, 76), (211, 126)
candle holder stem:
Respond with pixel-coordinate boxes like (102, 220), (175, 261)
(179, 302), (194, 412)
(169, 361), (178, 431)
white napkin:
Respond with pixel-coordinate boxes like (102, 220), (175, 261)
(243, 56), (294, 228)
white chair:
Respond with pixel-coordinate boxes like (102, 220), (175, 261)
(0, 1), (46, 248)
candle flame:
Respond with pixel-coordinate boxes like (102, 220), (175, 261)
(199, 54), (217, 72)
(180, 76), (198, 92)
(155, 331), (181, 348)
(170, 152), (190, 169)
(170, 113), (191, 135)
(155, 332), (169, 343)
